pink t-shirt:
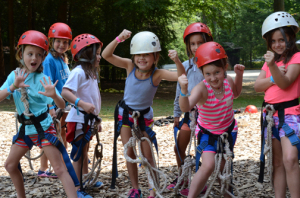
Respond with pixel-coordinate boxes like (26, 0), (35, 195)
(262, 52), (300, 115)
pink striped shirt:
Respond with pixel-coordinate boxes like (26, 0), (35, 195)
(196, 79), (237, 136)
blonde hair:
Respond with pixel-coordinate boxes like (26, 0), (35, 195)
(49, 38), (69, 64)
(15, 45), (45, 73)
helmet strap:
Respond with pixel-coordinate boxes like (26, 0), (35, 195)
(78, 44), (96, 64)
(20, 45), (25, 67)
(279, 27), (290, 49)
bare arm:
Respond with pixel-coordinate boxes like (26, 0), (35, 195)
(229, 64), (245, 98)
(254, 70), (273, 92)
(168, 50), (186, 77)
(102, 29), (133, 75)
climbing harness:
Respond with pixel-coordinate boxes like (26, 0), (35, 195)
(258, 99), (300, 184)
(12, 68), (79, 186)
(174, 110), (197, 195)
(123, 111), (167, 198)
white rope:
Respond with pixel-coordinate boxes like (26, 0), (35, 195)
(264, 104), (275, 187)
(123, 111), (167, 198)
(201, 132), (241, 198)
(174, 109), (197, 194)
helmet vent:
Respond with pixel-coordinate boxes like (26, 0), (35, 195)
(45, 40), (48, 45)
(22, 35), (26, 39)
(73, 44), (77, 49)
(216, 49), (221, 53)
(152, 42), (156, 46)
(275, 18), (278, 22)
(52, 30), (56, 33)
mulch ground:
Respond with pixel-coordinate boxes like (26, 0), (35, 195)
(0, 111), (285, 198)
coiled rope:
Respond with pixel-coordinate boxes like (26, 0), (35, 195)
(123, 111), (167, 198)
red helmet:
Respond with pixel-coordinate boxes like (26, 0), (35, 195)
(245, 105), (258, 113)
(17, 30), (49, 52)
(183, 22), (213, 43)
(71, 34), (103, 61)
(195, 41), (227, 68)
(48, 22), (72, 40)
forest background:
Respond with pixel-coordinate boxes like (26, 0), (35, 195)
(0, 0), (299, 86)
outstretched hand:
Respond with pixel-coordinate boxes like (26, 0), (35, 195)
(118, 29), (132, 42)
(264, 51), (276, 68)
(234, 64), (245, 76)
(178, 74), (188, 94)
(168, 50), (180, 63)
(38, 76), (58, 98)
(14, 69), (30, 88)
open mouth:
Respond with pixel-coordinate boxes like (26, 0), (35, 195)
(31, 63), (37, 67)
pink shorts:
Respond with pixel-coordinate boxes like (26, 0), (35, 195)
(14, 124), (56, 149)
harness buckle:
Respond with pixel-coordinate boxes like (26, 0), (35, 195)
(24, 120), (33, 125)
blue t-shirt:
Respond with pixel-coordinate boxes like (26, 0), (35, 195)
(0, 70), (62, 135)
(43, 53), (70, 94)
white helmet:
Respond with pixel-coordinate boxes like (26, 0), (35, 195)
(262, 11), (299, 38)
(297, 40), (300, 45)
(130, 31), (161, 54)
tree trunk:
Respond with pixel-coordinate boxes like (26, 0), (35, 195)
(57, 0), (68, 23)
(274, 0), (284, 12)
(8, 0), (15, 70)
(0, 15), (5, 84)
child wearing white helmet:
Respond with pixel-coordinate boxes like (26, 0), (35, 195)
(254, 11), (300, 197)
(102, 30), (185, 198)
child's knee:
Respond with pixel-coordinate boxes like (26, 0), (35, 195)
(52, 164), (65, 177)
(283, 154), (298, 169)
(4, 160), (17, 173)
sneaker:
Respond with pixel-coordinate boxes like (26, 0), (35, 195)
(179, 185), (207, 197)
(128, 189), (142, 198)
(83, 179), (103, 189)
(77, 189), (92, 198)
(166, 177), (187, 191)
(37, 170), (58, 178)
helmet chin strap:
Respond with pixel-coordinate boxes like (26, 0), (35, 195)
(279, 27), (290, 49)
(20, 45), (25, 66)
(78, 44), (96, 64)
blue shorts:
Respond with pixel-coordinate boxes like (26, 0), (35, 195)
(199, 132), (238, 153)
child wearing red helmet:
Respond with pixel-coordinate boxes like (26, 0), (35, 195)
(61, 33), (103, 198)
(254, 12), (300, 197)
(38, 22), (73, 178)
(179, 41), (244, 197)
(167, 22), (213, 196)
(0, 30), (78, 197)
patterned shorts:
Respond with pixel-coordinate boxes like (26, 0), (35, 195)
(14, 124), (56, 149)
(263, 114), (300, 139)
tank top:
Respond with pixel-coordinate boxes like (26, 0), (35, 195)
(123, 67), (158, 110)
(196, 78), (234, 135)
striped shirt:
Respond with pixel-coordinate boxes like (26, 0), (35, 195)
(196, 78), (237, 135)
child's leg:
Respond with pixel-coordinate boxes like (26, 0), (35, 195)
(39, 150), (49, 172)
(43, 145), (77, 197)
(272, 138), (287, 197)
(188, 152), (215, 198)
(281, 136), (300, 198)
(174, 126), (191, 170)
(5, 144), (29, 198)
(120, 126), (139, 190)
(60, 112), (68, 149)
(72, 135), (89, 183)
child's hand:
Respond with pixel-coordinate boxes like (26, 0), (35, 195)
(168, 50), (180, 63)
(49, 108), (56, 118)
(178, 74), (188, 94)
(38, 76), (58, 98)
(264, 51), (276, 67)
(14, 69), (29, 88)
(234, 64), (245, 76)
(118, 29), (132, 41)
(278, 66), (287, 75)
(81, 101), (96, 114)
(173, 117), (180, 128)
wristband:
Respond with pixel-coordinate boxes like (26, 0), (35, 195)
(75, 98), (81, 115)
(49, 105), (56, 110)
(13, 82), (19, 89)
(270, 76), (275, 84)
(7, 87), (14, 94)
(180, 90), (190, 97)
(116, 36), (124, 43)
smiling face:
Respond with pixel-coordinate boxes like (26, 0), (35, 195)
(21, 45), (44, 73)
(53, 38), (70, 55)
(271, 30), (288, 55)
(202, 63), (226, 90)
(189, 34), (205, 56)
(134, 53), (156, 70)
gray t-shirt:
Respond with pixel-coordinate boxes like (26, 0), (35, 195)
(173, 58), (204, 117)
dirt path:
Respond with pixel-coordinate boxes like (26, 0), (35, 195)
(0, 111), (282, 197)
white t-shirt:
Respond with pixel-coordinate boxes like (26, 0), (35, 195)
(64, 65), (101, 123)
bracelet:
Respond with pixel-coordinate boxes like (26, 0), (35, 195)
(13, 82), (18, 89)
(270, 76), (275, 84)
(180, 90), (190, 97)
(49, 105), (56, 110)
(116, 36), (124, 43)
(75, 98), (81, 115)
(7, 87), (14, 94)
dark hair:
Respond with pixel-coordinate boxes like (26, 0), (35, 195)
(49, 38), (70, 64)
(131, 52), (160, 72)
(74, 43), (101, 79)
(264, 26), (299, 64)
(15, 45), (45, 73)
(185, 32), (213, 58)
(199, 58), (227, 73)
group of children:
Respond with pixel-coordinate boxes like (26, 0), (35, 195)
(0, 10), (299, 198)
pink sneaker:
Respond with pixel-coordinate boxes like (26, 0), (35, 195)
(180, 185), (208, 197)
(166, 177), (188, 191)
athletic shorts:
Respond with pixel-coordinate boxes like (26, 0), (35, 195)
(14, 124), (56, 149)
(263, 114), (300, 139)
(117, 115), (153, 133)
(66, 122), (91, 143)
